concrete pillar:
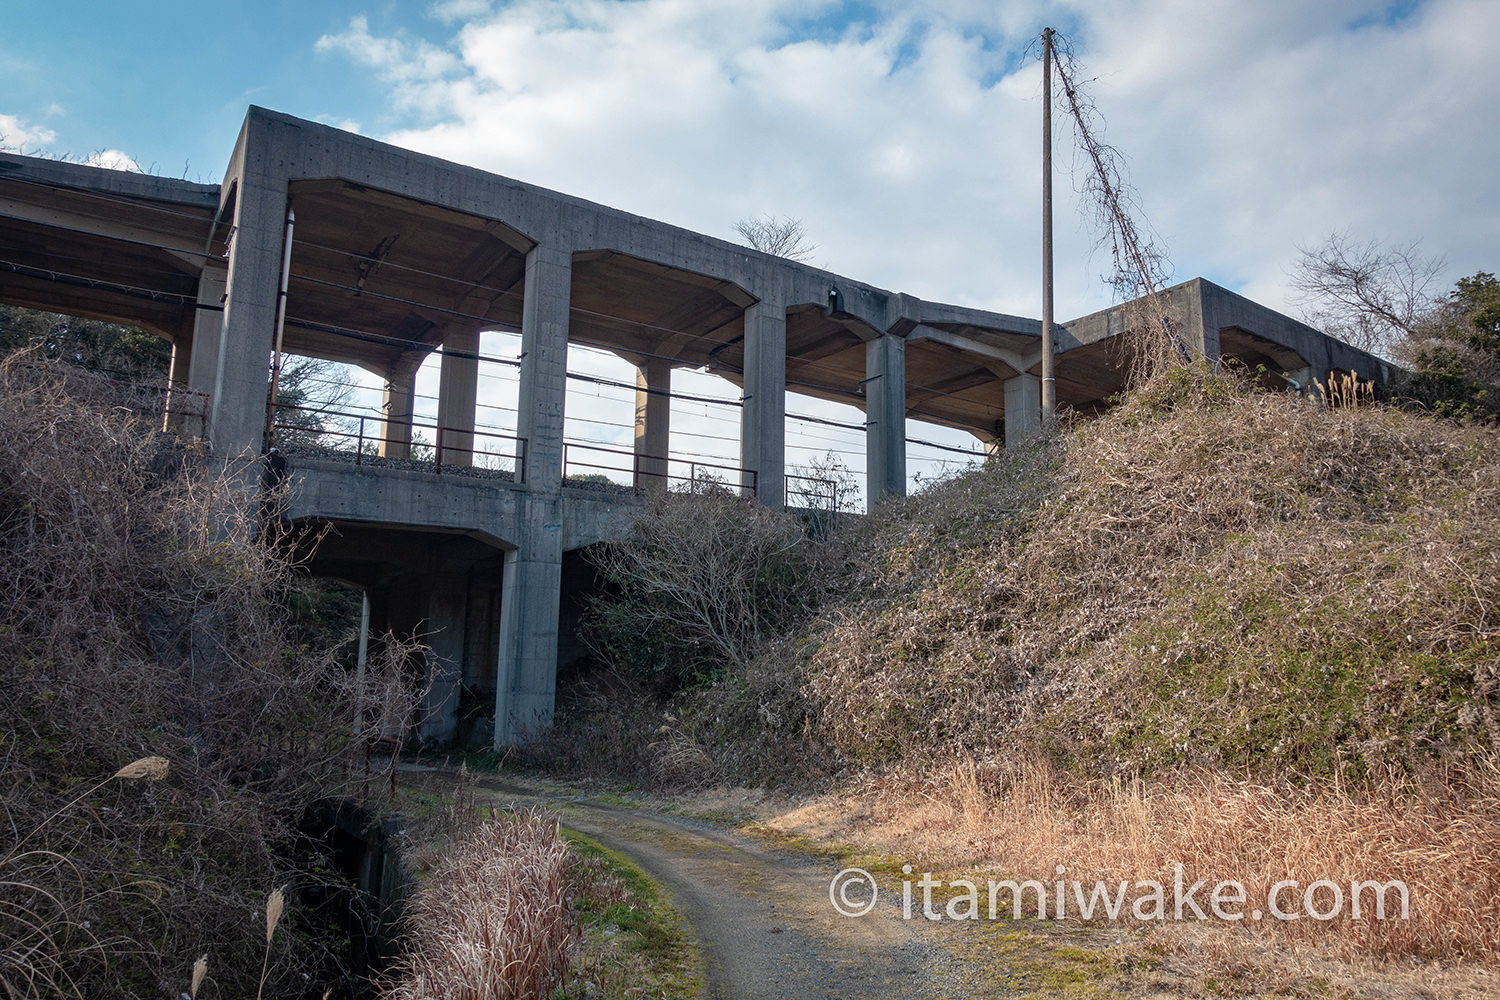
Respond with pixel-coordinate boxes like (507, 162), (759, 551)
(493, 242), (571, 745)
(633, 356), (671, 489)
(1004, 373), (1041, 449)
(163, 337), (194, 434)
(517, 246), (571, 491)
(418, 574), (468, 744)
(493, 500), (564, 744)
(380, 370), (415, 459)
(437, 327), (479, 468)
(741, 296), (786, 507)
(864, 334), (906, 506)
(213, 171), (288, 457)
(167, 337), (192, 388)
(187, 266), (226, 399)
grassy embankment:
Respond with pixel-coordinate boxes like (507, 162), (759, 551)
(545, 363), (1500, 992)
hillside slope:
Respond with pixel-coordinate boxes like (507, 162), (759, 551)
(812, 365), (1499, 778)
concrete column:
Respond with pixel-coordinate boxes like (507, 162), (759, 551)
(437, 327), (479, 468)
(493, 242), (571, 744)
(418, 574), (468, 745)
(518, 246), (571, 491)
(213, 169), (288, 457)
(633, 356), (671, 489)
(1004, 373), (1041, 449)
(187, 266), (226, 398)
(163, 337), (194, 434)
(167, 337), (192, 388)
(741, 296), (786, 507)
(864, 334), (906, 506)
(380, 370), (415, 459)
(493, 498), (564, 745)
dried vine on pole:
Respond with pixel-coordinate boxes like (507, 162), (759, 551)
(1045, 32), (1182, 379)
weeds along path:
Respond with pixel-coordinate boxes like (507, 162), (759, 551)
(403, 767), (984, 1000)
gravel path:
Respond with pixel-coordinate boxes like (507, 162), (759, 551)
(406, 767), (973, 1000)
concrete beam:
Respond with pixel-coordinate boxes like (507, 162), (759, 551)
(633, 355), (670, 488)
(907, 324), (1039, 375)
(437, 327), (479, 468)
(864, 334), (906, 505)
(741, 294), (787, 507)
(518, 245), (571, 492)
(0, 197), (208, 257)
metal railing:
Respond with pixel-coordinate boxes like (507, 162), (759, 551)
(267, 402), (526, 480)
(562, 441), (759, 496)
(785, 472), (840, 514)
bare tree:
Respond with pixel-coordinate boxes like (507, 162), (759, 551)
(585, 486), (830, 686)
(1289, 232), (1446, 358)
(732, 214), (818, 262)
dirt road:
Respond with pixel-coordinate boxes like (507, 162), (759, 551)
(413, 768), (982, 1000)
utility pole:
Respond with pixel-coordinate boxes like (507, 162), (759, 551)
(1040, 27), (1056, 423)
(265, 207), (295, 450)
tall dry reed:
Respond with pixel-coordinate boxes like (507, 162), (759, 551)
(383, 809), (574, 1000)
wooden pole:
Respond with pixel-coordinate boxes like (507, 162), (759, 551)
(1040, 28), (1056, 422)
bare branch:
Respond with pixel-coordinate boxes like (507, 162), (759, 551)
(732, 215), (818, 262)
(1288, 232), (1445, 357)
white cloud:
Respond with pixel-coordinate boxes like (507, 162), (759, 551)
(316, 0), (1500, 321)
(429, 0), (493, 23)
(83, 149), (142, 172)
(0, 112), (57, 152)
(314, 0), (1500, 484)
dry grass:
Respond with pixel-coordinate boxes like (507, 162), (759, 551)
(766, 757), (1500, 991)
(813, 363), (1500, 777)
(0, 355), (417, 996)
(382, 808), (574, 1000)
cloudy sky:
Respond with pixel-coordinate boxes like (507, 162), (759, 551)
(4, 0), (1497, 494)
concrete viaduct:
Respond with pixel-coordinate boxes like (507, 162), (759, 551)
(0, 106), (1388, 745)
